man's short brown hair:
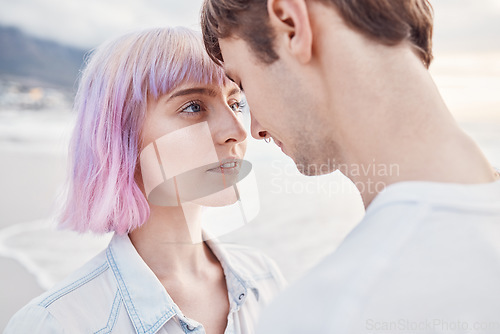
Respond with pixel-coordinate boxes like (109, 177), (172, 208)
(201, 0), (434, 68)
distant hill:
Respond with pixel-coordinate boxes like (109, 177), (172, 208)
(0, 26), (88, 89)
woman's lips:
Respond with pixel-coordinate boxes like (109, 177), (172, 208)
(206, 159), (242, 175)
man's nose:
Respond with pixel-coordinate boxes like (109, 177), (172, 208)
(250, 112), (268, 141)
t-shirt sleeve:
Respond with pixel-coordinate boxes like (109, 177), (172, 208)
(4, 304), (64, 334)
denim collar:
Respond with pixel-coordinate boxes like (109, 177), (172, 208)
(106, 233), (259, 334)
(206, 234), (260, 309)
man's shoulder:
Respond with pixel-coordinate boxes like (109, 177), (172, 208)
(258, 237), (500, 334)
(256, 194), (500, 334)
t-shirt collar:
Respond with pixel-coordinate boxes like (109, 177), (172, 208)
(367, 178), (500, 216)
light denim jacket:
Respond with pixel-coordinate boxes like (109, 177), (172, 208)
(4, 233), (286, 334)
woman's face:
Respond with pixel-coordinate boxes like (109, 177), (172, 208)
(138, 80), (248, 206)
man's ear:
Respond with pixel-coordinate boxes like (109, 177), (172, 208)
(267, 0), (313, 64)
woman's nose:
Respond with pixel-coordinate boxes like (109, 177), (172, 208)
(212, 107), (247, 145)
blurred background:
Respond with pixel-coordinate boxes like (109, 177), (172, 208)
(0, 0), (499, 329)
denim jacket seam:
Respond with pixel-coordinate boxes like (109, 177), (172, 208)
(106, 244), (177, 334)
(107, 244), (147, 334)
(38, 262), (109, 308)
(94, 288), (122, 334)
(226, 265), (249, 290)
(23, 305), (65, 332)
(250, 272), (273, 281)
(144, 309), (176, 334)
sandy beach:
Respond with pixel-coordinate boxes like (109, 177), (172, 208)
(0, 148), (67, 329)
(0, 257), (44, 328)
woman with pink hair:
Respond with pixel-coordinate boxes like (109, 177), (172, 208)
(5, 26), (285, 334)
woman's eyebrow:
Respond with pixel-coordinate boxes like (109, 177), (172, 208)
(227, 87), (241, 97)
(168, 88), (218, 100)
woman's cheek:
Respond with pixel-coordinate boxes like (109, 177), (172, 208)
(240, 139), (248, 155)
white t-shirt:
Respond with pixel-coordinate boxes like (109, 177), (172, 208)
(258, 180), (500, 334)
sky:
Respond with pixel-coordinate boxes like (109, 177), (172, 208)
(0, 0), (499, 123)
(0, 0), (499, 53)
(0, 0), (204, 49)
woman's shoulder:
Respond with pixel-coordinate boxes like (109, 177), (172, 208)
(4, 249), (113, 333)
(218, 243), (279, 271)
(211, 241), (287, 290)
(4, 303), (64, 333)
(33, 248), (110, 307)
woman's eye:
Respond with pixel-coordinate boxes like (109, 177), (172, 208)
(181, 102), (204, 114)
(230, 99), (246, 113)
(230, 102), (241, 112)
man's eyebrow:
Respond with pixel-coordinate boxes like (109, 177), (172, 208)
(168, 88), (218, 100)
(225, 72), (243, 91)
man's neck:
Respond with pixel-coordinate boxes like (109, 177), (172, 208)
(324, 46), (497, 208)
(348, 129), (497, 208)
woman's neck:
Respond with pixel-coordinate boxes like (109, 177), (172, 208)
(128, 203), (215, 280)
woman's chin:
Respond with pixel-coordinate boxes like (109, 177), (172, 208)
(190, 186), (239, 207)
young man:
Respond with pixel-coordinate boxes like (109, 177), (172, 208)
(201, 0), (500, 333)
